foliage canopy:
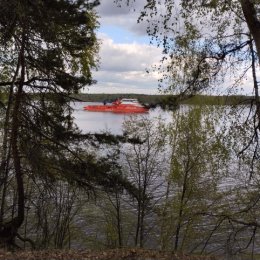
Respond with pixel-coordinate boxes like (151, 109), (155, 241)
(117, 0), (260, 97)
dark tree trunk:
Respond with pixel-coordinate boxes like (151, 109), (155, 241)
(0, 31), (26, 246)
(174, 168), (188, 251)
(115, 191), (123, 247)
(0, 60), (20, 224)
(241, 0), (260, 63)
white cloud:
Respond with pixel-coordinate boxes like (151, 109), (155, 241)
(98, 34), (160, 71)
(86, 1), (163, 94)
(89, 33), (162, 94)
(96, 0), (149, 36)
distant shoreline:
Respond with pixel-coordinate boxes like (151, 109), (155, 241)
(71, 93), (253, 106)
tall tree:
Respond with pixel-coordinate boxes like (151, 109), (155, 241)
(118, 0), (260, 94)
(121, 116), (168, 247)
(0, 0), (128, 248)
(116, 0), (260, 173)
(165, 106), (228, 252)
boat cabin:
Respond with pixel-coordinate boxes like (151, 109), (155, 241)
(120, 98), (139, 104)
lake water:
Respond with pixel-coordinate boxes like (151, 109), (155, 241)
(71, 102), (257, 256)
(72, 102), (173, 135)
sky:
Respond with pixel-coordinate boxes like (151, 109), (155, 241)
(87, 0), (257, 96)
(87, 0), (163, 94)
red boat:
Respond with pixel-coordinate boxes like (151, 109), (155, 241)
(83, 98), (149, 113)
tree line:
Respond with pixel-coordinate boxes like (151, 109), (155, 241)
(72, 93), (254, 107)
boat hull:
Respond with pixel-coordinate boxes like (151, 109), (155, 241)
(83, 104), (149, 113)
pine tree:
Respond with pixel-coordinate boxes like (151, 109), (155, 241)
(0, 0), (106, 247)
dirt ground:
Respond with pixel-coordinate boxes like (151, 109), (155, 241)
(0, 248), (216, 260)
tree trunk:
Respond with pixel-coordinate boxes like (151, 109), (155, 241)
(115, 191), (123, 247)
(0, 60), (20, 224)
(241, 0), (260, 63)
(0, 30), (26, 246)
(174, 169), (188, 251)
(135, 201), (141, 246)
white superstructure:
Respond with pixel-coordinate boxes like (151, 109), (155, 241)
(120, 98), (143, 106)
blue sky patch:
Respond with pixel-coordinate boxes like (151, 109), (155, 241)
(98, 25), (149, 44)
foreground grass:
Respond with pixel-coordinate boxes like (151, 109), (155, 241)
(0, 249), (216, 260)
